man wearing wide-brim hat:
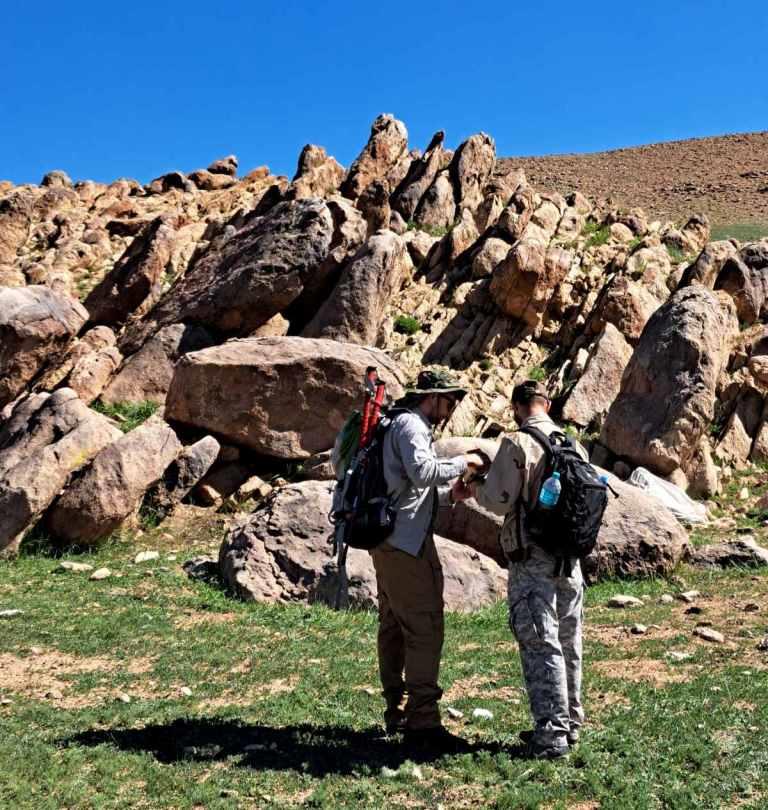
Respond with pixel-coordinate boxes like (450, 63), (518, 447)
(372, 369), (486, 749)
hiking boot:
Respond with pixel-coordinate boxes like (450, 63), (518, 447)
(521, 739), (570, 760)
(384, 711), (407, 735)
(519, 728), (579, 747)
(403, 726), (470, 753)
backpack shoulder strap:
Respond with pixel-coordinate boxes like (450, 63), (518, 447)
(517, 425), (554, 461)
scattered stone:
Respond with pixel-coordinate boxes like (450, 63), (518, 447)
(411, 765), (424, 781)
(179, 686), (193, 697)
(692, 539), (768, 569)
(182, 556), (219, 583)
(685, 606), (704, 615)
(694, 627), (725, 644)
(362, 687), (376, 696)
(89, 568), (111, 581)
(29, 647), (42, 656)
(0, 698), (12, 706)
(667, 651), (693, 662)
(739, 487), (750, 501)
(472, 708), (494, 721)
(116, 693), (131, 704)
(660, 594), (675, 604)
(631, 624), (648, 635)
(607, 595), (644, 608)
(134, 550), (160, 564)
(56, 561), (94, 573)
(678, 590), (700, 603)
(757, 636), (768, 651)
(381, 766), (398, 778)
(744, 602), (760, 612)
(0, 609), (22, 618)
(446, 707), (464, 720)
(45, 688), (64, 700)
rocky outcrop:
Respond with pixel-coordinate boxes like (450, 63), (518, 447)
(341, 115), (409, 201)
(120, 198), (361, 353)
(84, 215), (177, 328)
(46, 417), (182, 544)
(219, 481), (506, 611)
(288, 145), (345, 200)
(0, 286), (88, 407)
(450, 133), (496, 220)
(165, 337), (405, 459)
(600, 286), (738, 479)
(102, 323), (214, 405)
(0, 389), (121, 555)
(391, 131), (451, 222)
(303, 231), (411, 345)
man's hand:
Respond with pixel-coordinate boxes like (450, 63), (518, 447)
(463, 452), (488, 471)
(451, 479), (474, 503)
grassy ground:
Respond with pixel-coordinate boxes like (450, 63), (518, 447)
(710, 223), (768, 242)
(1, 508), (767, 809)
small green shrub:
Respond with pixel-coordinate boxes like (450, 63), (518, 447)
(527, 365), (547, 382)
(478, 358), (493, 372)
(91, 400), (159, 433)
(393, 315), (422, 336)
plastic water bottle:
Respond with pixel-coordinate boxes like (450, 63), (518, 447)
(599, 474), (609, 486)
(539, 471), (561, 509)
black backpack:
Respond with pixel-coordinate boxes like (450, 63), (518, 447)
(518, 426), (610, 559)
(331, 409), (406, 551)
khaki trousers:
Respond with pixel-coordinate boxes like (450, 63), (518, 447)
(370, 535), (445, 730)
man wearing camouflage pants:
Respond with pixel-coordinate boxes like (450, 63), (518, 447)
(453, 380), (586, 760)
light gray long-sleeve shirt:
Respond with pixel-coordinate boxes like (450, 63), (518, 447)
(382, 409), (467, 557)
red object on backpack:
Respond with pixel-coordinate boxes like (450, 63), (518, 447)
(359, 367), (386, 449)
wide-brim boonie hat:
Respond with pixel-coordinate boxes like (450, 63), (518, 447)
(404, 369), (469, 399)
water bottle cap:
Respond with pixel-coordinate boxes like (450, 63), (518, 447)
(552, 472), (560, 479)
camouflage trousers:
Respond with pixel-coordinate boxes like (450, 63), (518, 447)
(507, 546), (584, 747)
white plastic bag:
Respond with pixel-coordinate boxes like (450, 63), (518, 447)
(628, 466), (708, 524)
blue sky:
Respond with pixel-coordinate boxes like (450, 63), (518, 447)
(2, 1), (767, 186)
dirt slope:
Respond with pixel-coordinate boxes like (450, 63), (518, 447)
(502, 131), (768, 227)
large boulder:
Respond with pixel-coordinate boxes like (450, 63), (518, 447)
(119, 199), (362, 354)
(218, 481), (506, 611)
(413, 171), (456, 230)
(83, 216), (177, 328)
(434, 468), (689, 580)
(490, 243), (572, 329)
(601, 286), (738, 477)
(450, 133), (496, 218)
(0, 286), (88, 407)
(0, 389), (121, 555)
(102, 323), (215, 405)
(302, 231), (410, 345)
(341, 115), (409, 200)
(166, 337), (405, 459)
(46, 417), (182, 544)
(561, 324), (634, 428)
(143, 435), (221, 521)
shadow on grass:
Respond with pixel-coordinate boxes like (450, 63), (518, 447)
(62, 717), (522, 775)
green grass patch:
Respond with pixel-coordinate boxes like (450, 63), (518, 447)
(91, 400), (159, 433)
(393, 315), (422, 336)
(406, 221), (450, 238)
(711, 223), (768, 243)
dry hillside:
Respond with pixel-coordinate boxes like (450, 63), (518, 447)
(503, 131), (768, 229)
